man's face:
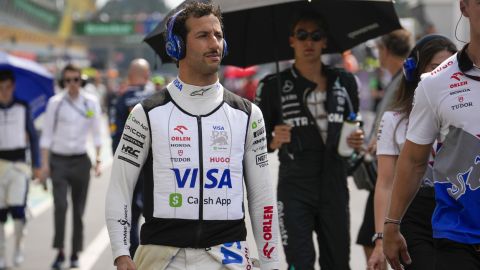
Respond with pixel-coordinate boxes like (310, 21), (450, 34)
(289, 20), (327, 62)
(63, 70), (82, 92)
(182, 14), (224, 76)
(0, 79), (14, 103)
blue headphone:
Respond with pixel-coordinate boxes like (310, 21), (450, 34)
(165, 9), (228, 61)
(403, 34), (449, 83)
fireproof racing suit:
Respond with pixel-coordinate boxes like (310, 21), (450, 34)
(106, 78), (279, 270)
(255, 65), (359, 270)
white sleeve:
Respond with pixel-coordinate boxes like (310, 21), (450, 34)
(105, 104), (151, 262)
(91, 98), (103, 147)
(39, 98), (57, 149)
(376, 111), (399, 156)
(243, 104), (280, 270)
(406, 82), (439, 145)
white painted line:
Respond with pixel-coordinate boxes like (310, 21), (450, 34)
(79, 226), (110, 270)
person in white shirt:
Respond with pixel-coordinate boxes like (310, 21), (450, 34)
(384, 1), (480, 269)
(39, 64), (103, 270)
(105, 2), (279, 270)
(367, 35), (457, 270)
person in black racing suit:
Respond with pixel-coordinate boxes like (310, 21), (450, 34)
(255, 10), (364, 270)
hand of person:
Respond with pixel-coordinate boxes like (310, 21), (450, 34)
(346, 129), (364, 151)
(367, 137), (377, 155)
(39, 165), (50, 183)
(367, 243), (387, 270)
(115, 255), (136, 270)
(383, 224), (411, 270)
(94, 160), (102, 177)
(33, 168), (42, 181)
(270, 124), (292, 150)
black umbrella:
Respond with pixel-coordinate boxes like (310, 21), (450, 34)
(144, 0), (402, 67)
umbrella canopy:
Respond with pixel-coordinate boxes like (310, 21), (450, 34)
(0, 51), (54, 118)
(144, 0), (402, 67)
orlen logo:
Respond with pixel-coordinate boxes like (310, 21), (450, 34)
(172, 125), (191, 141)
(171, 168), (232, 189)
(262, 206), (275, 259)
(451, 72), (464, 81)
(450, 72), (468, 88)
(174, 125), (188, 134)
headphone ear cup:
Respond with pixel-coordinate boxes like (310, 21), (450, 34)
(403, 57), (417, 82)
(166, 36), (180, 61)
(175, 35), (186, 60)
(222, 39), (228, 59)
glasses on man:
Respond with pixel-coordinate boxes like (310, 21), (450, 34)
(64, 77), (81, 84)
(294, 30), (325, 42)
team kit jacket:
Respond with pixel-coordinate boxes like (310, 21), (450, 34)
(407, 48), (480, 244)
(106, 80), (279, 269)
(0, 98), (40, 167)
(255, 65), (359, 177)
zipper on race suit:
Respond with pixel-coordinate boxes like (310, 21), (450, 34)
(195, 116), (204, 247)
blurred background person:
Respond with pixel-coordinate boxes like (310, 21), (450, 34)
(39, 64), (102, 270)
(356, 28), (412, 265)
(109, 58), (152, 258)
(0, 70), (41, 269)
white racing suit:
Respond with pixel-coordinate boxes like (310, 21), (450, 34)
(106, 79), (279, 270)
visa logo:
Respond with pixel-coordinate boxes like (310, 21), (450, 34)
(213, 125), (225, 131)
(171, 168), (232, 188)
(173, 79), (183, 91)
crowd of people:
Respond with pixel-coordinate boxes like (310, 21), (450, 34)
(0, 0), (479, 270)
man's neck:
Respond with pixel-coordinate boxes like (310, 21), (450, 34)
(178, 69), (218, 86)
(467, 40), (480, 67)
(0, 97), (13, 106)
(67, 89), (80, 100)
(294, 58), (323, 81)
(386, 60), (403, 78)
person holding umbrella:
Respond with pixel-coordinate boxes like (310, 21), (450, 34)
(0, 70), (41, 269)
(255, 10), (363, 270)
(106, 2), (279, 270)
(383, 0), (480, 269)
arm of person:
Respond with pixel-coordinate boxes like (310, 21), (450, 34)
(25, 104), (41, 177)
(90, 99), (103, 176)
(39, 98), (57, 182)
(368, 155), (396, 270)
(105, 104), (150, 269)
(383, 81), (439, 270)
(254, 77), (282, 153)
(383, 140), (432, 269)
(244, 104), (280, 270)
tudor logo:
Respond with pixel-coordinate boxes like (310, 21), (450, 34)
(459, 96), (464, 103)
(174, 125), (188, 134)
(178, 150), (183, 156)
(451, 72), (464, 81)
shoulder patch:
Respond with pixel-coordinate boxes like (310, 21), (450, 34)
(141, 88), (171, 112)
(223, 89), (252, 115)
